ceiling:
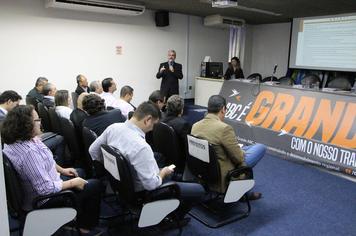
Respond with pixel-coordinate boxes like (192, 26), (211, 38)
(124, 0), (356, 24)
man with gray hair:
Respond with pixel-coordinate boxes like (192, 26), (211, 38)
(26, 77), (48, 105)
(156, 49), (183, 101)
(191, 95), (266, 200)
(161, 95), (191, 172)
(42, 83), (57, 108)
(89, 80), (103, 95)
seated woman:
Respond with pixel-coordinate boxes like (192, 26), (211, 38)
(55, 90), (73, 120)
(1, 105), (102, 235)
(224, 56), (244, 80)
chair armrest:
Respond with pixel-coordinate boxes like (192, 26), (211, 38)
(33, 190), (76, 209)
(144, 182), (180, 202)
(226, 166), (253, 182)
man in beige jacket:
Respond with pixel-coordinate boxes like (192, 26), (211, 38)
(191, 95), (266, 198)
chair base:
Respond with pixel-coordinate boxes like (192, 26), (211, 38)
(189, 195), (251, 228)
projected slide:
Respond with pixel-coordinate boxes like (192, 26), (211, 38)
(290, 14), (356, 72)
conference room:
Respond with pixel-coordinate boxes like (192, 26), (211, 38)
(0, 0), (355, 235)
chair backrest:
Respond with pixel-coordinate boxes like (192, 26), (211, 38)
(48, 108), (61, 134)
(71, 92), (78, 110)
(26, 96), (39, 112)
(327, 77), (352, 91)
(301, 74), (320, 86)
(152, 122), (183, 172)
(101, 145), (137, 205)
(246, 73), (262, 82)
(278, 76), (294, 86)
(37, 103), (52, 132)
(58, 117), (83, 166)
(2, 153), (24, 218)
(262, 76), (278, 83)
(186, 135), (220, 185)
(82, 127), (98, 177)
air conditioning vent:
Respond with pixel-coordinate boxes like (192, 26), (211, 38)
(45, 0), (145, 16)
(204, 14), (245, 28)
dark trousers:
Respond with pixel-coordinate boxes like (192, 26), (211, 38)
(42, 169), (102, 229)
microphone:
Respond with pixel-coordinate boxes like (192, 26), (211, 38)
(169, 60), (174, 67)
(273, 64), (278, 74)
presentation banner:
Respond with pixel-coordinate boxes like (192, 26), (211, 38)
(220, 80), (356, 177)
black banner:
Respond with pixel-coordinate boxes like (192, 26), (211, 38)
(220, 80), (356, 177)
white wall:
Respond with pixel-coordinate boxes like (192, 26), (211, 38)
(0, 0), (228, 103)
(247, 22), (291, 79)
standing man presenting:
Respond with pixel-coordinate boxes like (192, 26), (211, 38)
(156, 49), (183, 102)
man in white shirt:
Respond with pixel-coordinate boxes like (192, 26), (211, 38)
(0, 90), (22, 123)
(89, 80), (103, 95)
(89, 101), (206, 220)
(117, 85), (135, 119)
(99, 77), (120, 109)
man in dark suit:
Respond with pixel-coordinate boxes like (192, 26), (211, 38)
(42, 83), (57, 108)
(75, 74), (90, 95)
(156, 50), (183, 102)
(0, 90), (22, 123)
(161, 95), (191, 172)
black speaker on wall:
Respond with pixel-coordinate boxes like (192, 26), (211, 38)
(155, 11), (169, 27)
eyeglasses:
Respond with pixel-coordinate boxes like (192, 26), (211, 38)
(34, 118), (41, 123)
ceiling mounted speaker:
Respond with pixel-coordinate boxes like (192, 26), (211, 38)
(155, 11), (169, 27)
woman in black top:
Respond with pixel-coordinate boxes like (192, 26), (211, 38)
(224, 56), (244, 80)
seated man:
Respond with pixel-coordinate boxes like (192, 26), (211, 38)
(99, 77), (120, 109)
(42, 83), (57, 108)
(191, 95), (266, 199)
(149, 90), (165, 112)
(82, 94), (126, 136)
(0, 90), (22, 123)
(116, 85), (135, 119)
(75, 74), (90, 95)
(89, 80), (103, 95)
(161, 95), (191, 169)
(89, 101), (206, 222)
(70, 92), (89, 137)
(26, 77), (48, 106)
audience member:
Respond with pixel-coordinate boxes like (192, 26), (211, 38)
(0, 90), (22, 123)
(82, 94), (125, 136)
(75, 74), (90, 95)
(89, 80), (103, 95)
(148, 90), (165, 111)
(117, 85), (135, 118)
(161, 95), (191, 170)
(70, 92), (89, 136)
(100, 77), (120, 108)
(55, 90), (73, 120)
(1, 105), (102, 235)
(42, 83), (57, 108)
(191, 95), (266, 199)
(26, 77), (48, 104)
(89, 101), (206, 222)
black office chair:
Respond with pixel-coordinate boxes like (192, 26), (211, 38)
(301, 74), (320, 87)
(82, 127), (98, 178)
(58, 117), (85, 167)
(186, 135), (255, 228)
(48, 108), (62, 134)
(71, 92), (79, 109)
(37, 103), (52, 132)
(327, 77), (352, 91)
(152, 122), (185, 177)
(246, 73), (262, 82)
(262, 76), (278, 83)
(278, 76), (294, 86)
(3, 153), (77, 236)
(100, 145), (181, 229)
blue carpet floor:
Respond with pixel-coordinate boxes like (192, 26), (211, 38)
(105, 154), (356, 236)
